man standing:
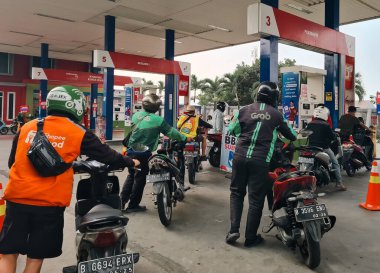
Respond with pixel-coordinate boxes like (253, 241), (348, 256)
(226, 82), (297, 247)
(212, 102), (226, 134)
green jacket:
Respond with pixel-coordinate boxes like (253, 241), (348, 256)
(128, 110), (186, 151)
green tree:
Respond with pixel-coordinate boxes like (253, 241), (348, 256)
(142, 78), (154, 92)
(198, 77), (224, 106)
(190, 75), (204, 103)
(157, 80), (165, 96)
(355, 72), (365, 101)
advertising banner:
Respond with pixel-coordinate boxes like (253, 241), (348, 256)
(125, 87), (133, 126)
(247, 3), (355, 57)
(220, 126), (236, 173)
(282, 72), (299, 127)
(377, 92), (380, 115)
(93, 50), (191, 76)
(31, 67), (135, 86)
(178, 75), (189, 96)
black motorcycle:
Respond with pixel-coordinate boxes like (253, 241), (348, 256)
(10, 118), (18, 134)
(63, 160), (139, 273)
(146, 140), (190, 227)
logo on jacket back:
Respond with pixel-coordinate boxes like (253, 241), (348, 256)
(251, 112), (271, 120)
(25, 130), (66, 148)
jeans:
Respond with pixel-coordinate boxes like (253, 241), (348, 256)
(120, 151), (151, 208)
(230, 156), (270, 240)
(324, 148), (342, 184)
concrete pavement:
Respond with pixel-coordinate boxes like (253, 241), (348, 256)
(0, 136), (379, 273)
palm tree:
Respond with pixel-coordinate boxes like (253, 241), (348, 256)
(355, 72), (365, 101)
(222, 73), (239, 108)
(157, 80), (165, 97)
(141, 78), (154, 93)
(199, 77), (224, 107)
(190, 75), (204, 103)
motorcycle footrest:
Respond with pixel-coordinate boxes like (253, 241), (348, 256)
(183, 186), (190, 192)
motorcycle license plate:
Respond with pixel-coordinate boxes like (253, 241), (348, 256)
(78, 253), (134, 273)
(146, 172), (170, 183)
(294, 204), (328, 222)
(298, 157), (314, 164)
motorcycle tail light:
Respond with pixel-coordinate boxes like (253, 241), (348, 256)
(303, 199), (315, 206)
(300, 151), (313, 157)
(184, 144), (195, 151)
(342, 143), (353, 149)
(83, 227), (126, 248)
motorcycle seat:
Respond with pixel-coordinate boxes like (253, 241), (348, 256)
(77, 204), (128, 232)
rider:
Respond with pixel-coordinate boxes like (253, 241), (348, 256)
(0, 86), (138, 273)
(120, 94), (191, 213)
(226, 81), (297, 247)
(306, 106), (346, 191)
(177, 105), (213, 161)
(339, 106), (373, 161)
(212, 101), (226, 134)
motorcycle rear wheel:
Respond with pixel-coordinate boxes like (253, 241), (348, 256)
(299, 226), (321, 269)
(345, 162), (356, 177)
(0, 127), (8, 135)
(188, 162), (196, 184)
(157, 182), (172, 227)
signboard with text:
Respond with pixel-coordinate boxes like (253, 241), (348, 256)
(178, 75), (189, 96)
(125, 87), (133, 126)
(282, 72), (299, 127)
(220, 126), (236, 173)
(377, 92), (380, 115)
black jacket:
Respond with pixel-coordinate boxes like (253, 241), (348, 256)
(306, 119), (335, 149)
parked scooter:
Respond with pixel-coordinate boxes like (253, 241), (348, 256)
(264, 168), (335, 269)
(0, 119), (9, 135)
(63, 160), (139, 273)
(183, 141), (201, 184)
(10, 118), (18, 134)
(207, 133), (222, 168)
(146, 140), (190, 227)
(341, 137), (371, 176)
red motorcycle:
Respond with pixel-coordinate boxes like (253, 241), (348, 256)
(207, 133), (222, 167)
(264, 168), (335, 269)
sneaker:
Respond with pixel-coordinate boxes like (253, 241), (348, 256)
(336, 184), (347, 191)
(125, 205), (147, 213)
(225, 232), (240, 244)
(244, 234), (264, 248)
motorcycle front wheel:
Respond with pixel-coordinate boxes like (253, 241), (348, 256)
(10, 126), (17, 134)
(0, 127), (8, 135)
(188, 162), (196, 184)
(208, 147), (220, 168)
(157, 182), (172, 227)
(299, 226), (321, 269)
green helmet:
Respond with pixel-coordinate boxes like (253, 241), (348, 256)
(47, 85), (86, 122)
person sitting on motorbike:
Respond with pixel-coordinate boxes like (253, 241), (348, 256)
(212, 101), (226, 134)
(177, 105), (213, 161)
(226, 81), (297, 247)
(306, 106), (346, 191)
(0, 85), (139, 273)
(121, 94), (191, 213)
(354, 117), (374, 161)
(339, 106), (373, 161)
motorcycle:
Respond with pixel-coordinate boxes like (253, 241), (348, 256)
(341, 137), (371, 176)
(297, 130), (340, 187)
(146, 140), (190, 227)
(63, 160), (139, 273)
(10, 118), (18, 134)
(207, 133), (222, 168)
(183, 141), (201, 184)
(0, 119), (9, 135)
(264, 168), (335, 269)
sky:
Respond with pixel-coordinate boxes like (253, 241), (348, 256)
(116, 18), (380, 101)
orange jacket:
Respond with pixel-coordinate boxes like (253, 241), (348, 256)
(4, 116), (86, 207)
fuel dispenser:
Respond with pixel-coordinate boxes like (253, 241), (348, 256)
(280, 66), (327, 129)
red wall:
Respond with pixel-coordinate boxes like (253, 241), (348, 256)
(0, 54), (30, 82)
(0, 86), (26, 123)
(55, 59), (89, 72)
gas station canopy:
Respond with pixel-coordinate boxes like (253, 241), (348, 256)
(0, 0), (379, 62)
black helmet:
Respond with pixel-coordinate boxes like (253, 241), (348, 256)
(216, 102), (226, 112)
(256, 81), (279, 107)
(142, 93), (162, 113)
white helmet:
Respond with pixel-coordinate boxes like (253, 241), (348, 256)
(313, 106), (329, 121)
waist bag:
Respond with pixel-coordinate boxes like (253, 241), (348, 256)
(27, 119), (71, 177)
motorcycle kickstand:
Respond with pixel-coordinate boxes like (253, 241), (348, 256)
(262, 222), (275, 234)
